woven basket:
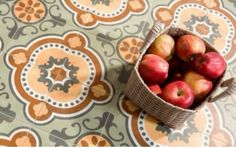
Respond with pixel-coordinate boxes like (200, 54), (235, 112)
(124, 21), (236, 128)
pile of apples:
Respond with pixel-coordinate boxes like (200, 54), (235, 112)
(139, 34), (226, 109)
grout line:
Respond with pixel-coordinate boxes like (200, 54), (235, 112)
(16, 46), (113, 146)
(6, 45), (107, 93)
(0, 110), (69, 146)
(2, 0), (227, 146)
(20, 71), (56, 146)
(93, 1), (157, 146)
(94, 94), (121, 146)
(94, 72), (131, 146)
(207, 0), (215, 20)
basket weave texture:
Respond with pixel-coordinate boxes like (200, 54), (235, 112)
(124, 22), (225, 128)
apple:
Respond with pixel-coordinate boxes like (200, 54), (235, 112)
(176, 35), (206, 61)
(139, 54), (169, 84)
(148, 84), (162, 95)
(161, 81), (194, 109)
(148, 34), (175, 60)
(193, 52), (226, 79)
(183, 71), (213, 103)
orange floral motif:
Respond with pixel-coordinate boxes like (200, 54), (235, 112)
(153, 0), (236, 62)
(119, 96), (234, 146)
(13, 0), (46, 23)
(75, 134), (112, 147)
(62, 0), (147, 28)
(0, 129), (40, 146)
(119, 37), (143, 64)
(6, 31), (112, 124)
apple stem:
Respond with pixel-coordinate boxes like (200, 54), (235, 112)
(177, 90), (184, 96)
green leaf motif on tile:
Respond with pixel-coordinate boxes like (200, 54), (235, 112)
(39, 5), (66, 31)
(109, 58), (133, 83)
(95, 21), (150, 63)
(155, 115), (198, 143)
(38, 56), (79, 93)
(184, 15), (221, 44)
(0, 82), (9, 100)
(0, 104), (16, 123)
(49, 122), (81, 147)
(82, 112), (124, 142)
(0, 77), (15, 123)
(1, 1), (66, 40)
(0, 1), (10, 16)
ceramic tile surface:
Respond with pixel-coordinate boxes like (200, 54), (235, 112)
(0, 0), (236, 146)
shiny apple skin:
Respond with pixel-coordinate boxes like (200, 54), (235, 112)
(161, 81), (194, 109)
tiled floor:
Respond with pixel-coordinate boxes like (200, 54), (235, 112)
(0, 0), (236, 146)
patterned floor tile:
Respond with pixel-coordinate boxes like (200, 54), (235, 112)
(221, 0), (236, 17)
(152, 0), (236, 63)
(2, 59), (113, 126)
(93, 17), (154, 60)
(0, 1), (103, 54)
(1, 51), (59, 124)
(0, 67), (53, 123)
(49, 128), (112, 146)
(204, 0), (236, 63)
(0, 85), (115, 147)
(1, 0), (236, 146)
(60, 0), (100, 29)
(0, 0), (16, 50)
(168, 132), (231, 147)
(62, 0), (149, 29)
(74, 31), (134, 94)
(153, 0), (210, 28)
(29, 100), (118, 146)
(0, 118), (41, 146)
(0, 52), (24, 123)
(4, 27), (115, 87)
(0, 0), (68, 42)
(33, 82), (113, 125)
(0, 128), (41, 146)
(73, 132), (114, 146)
(115, 95), (235, 146)
(86, 0), (152, 39)
(30, 128), (55, 147)
(0, 36), (11, 56)
(206, 68), (236, 143)
(0, 84), (116, 146)
(65, 74), (135, 146)
(1, 27), (117, 125)
(84, 95), (134, 146)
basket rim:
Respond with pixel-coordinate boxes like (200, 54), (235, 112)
(133, 25), (227, 112)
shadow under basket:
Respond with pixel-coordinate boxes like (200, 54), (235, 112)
(124, 22), (236, 128)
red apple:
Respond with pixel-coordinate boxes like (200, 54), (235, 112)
(162, 72), (183, 88)
(148, 34), (175, 60)
(193, 52), (226, 79)
(183, 71), (213, 102)
(148, 84), (162, 95)
(161, 81), (194, 109)
(139, 54), (169, 84)
(176, 35), (206, 61)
